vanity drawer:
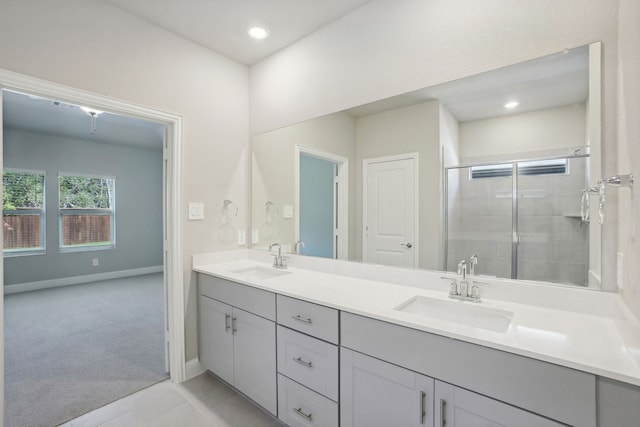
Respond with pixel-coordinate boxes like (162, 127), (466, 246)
(277, 374), (339, 427)
(277, 325), (339, 401)
(277, 295), (339, 344)
(198, 273), (275, 321)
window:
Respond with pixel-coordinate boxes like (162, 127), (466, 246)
(59, 174), (115, 251)
(3, 169), (46, 256)
(470, 159), (568, 179)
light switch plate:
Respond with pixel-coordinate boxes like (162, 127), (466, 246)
(188, 202), (205, 220)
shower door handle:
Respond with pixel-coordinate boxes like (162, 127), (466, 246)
(401, 242), (413, 248)
(512, 233), (520, 245)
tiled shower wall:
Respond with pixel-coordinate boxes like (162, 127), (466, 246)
(446, 157), (589, 286)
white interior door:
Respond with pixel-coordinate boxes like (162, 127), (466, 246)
(364, 154), (418, 267)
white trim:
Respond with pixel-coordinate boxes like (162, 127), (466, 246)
(185, 358), (206, 380)
(4, 265), (164, 294)
(362, 152), (420, 267)
(294, 145), (349, 260)
(0, 68), (186, 383)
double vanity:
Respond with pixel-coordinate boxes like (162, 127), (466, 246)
(193, 250), (640, 426)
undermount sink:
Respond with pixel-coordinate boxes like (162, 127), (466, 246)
(394, 295), (514, 333)
(230, 265), (291, 281)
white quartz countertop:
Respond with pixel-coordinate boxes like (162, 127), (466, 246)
(193, 250), (640, 387)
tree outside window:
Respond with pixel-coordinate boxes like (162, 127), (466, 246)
(3, 170), (46, 255)
(59, 175), (115, 251)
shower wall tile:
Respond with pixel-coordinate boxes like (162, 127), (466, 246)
(552, 239), (588, 264)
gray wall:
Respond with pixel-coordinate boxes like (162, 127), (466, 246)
(3, 127), (163, 286)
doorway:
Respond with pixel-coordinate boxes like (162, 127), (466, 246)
(0, 70), (185, 423)
(363, 153), (419, 268)
(295, 145), (349, 259)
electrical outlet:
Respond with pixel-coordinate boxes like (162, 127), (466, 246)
(252, 229), (259, 244)
(237, 229), (246, 246)
(92, 258), (99, 267)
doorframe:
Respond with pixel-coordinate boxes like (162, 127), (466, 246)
(362, 152), (419, 267)
(0, 69), (186, 389)
(294, 145), (349, 259)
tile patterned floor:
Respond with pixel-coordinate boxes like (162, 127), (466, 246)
(60, 372), (283, 427)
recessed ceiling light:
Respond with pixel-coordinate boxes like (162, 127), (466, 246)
(248, 26), (269, 40)
(504, 101), (519, 109)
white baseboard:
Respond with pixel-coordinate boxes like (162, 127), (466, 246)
(4, 265), (164, 294)
(185, 358), (206, 380)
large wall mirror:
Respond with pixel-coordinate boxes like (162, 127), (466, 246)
(252, 42), (602, 289)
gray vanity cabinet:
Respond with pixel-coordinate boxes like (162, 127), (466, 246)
(434, 381), (564, 426)
(198, 274), (277, 416)
(341, 348), (434, 427)
(341, 312), (596, 427)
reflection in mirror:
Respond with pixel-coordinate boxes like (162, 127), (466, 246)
(252, 42), (602, 289)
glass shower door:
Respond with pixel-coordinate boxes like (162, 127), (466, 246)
(445, 165), (513, 278)
(515, 157), (589, 285)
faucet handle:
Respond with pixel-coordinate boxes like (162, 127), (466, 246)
(440, 276), (458, 296)
(470, 280), (487, 302)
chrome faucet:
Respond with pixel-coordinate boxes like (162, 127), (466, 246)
(268, 243), (287, 269)
(294, 240), (305, 255)
(441, 261), (483, 303)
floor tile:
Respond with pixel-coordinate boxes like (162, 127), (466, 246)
(100, 412), (141, 427)
(144, 402), (217, 427)
(176, 373), (237, 412)
(207, 394), (282, 427)
(69, 399), (131, 427)
(126, 381), (187, 423)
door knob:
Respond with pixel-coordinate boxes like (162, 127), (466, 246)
(401, 242), (413, 248)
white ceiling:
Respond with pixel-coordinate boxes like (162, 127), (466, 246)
(101, 0), (373, 65)
(2, 6), (588, 148)
(3, 91), (166, 151)
(348, 45), (589, 122)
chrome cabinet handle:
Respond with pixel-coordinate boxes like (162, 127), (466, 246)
(293, 407), (313, 421)
(291, 314), (312, 324)
(419, 391), (426, 424)
(440, 399), (447, 427)
(293, 356), (313, 368)
(224, 313), (231, 332)
(401, 242), (413, 248)
(231, 317), (237, 334)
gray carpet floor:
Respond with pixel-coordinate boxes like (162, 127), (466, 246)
(4, 273), (168, 427)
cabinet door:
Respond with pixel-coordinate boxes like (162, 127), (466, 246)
(435, 381), (564, 427)
(233, 307), (277, 416)
(341, 348), (434, 427)
(199, 296), (234, 385)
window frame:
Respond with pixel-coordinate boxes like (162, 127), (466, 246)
(58, 173), (116, 253)
(469, 158), (569, 180)
(2, 168), (47, 257)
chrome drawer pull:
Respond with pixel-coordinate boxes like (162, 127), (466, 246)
(224, 313), (231, 332)
(231, 317), (237, 334)
(440, 399), (447, 427)
(420, 391), (426, 424)
(293, 407), (313, 421)
(291, 314), (313, 324)
(293, 356), (313, 368)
